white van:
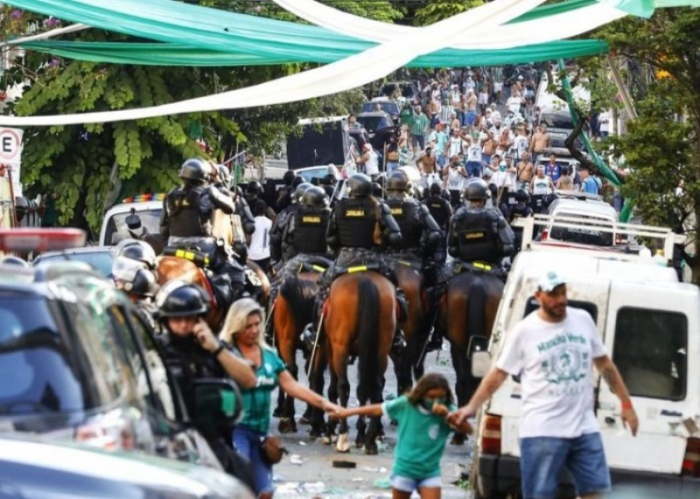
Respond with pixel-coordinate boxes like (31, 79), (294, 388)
(542, 198), (618, 247)
(99, 195), (164, 246)
(470, 219), (700, 498)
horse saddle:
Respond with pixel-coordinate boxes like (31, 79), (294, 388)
(454, 261), (507, 281)
(295, 255), (332, 274)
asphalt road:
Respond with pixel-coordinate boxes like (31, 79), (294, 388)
(270, 344), (474, 499)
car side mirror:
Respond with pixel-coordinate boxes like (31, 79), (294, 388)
(125, 209), (142, 230)
(192, 378), (243, 426)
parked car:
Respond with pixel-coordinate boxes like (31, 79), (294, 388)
(356, 111), (396, 139)
(470, 220), (700, 498)
(32, 245), (117, 278)
(380, 81), (419, 102)
(0, 434), (253, 498)
(0, 229), (243, 473)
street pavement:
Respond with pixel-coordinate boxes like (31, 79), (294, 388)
(271, 344), (474, 498)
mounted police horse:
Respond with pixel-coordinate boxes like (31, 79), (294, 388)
(435, 181), (511, 444)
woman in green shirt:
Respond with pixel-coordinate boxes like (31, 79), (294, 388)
(333, 373), (472, 499)
(220, 299), (339, 498)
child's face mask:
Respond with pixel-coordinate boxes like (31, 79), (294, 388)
(421, 397), (448, 410)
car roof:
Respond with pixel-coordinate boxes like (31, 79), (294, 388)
(0, 434), (250, 498)
(34, 246), (115, 258)
(357, 111), (392, 118)
(513, 250), (679, 285)
(549, 198), (616, 218)
(0, 261), (116, 298)
(105, 200), (163, 214)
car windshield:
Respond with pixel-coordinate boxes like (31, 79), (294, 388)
(362, 102), (400, 116)
(381, 84), (415, 99)
(104, 208), (162, 246)
(541, 113), (574, 129)
(297, 168), (330, 183)
(548, 213), (615, 246)
(0, 296), (90, 421)
(358, 116), (392, 134)
(35, 251), (114, 278)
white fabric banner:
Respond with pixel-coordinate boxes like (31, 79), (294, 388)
(0, 0), (545, 127)
(272, 0), (627, 50)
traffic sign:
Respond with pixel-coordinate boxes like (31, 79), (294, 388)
(0, 127), (23, 164)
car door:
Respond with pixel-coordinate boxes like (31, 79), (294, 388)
(119, 309), (220, 467)
(597, 282), (699, 475)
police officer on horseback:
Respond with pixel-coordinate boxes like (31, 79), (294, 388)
(442, 179), (514, 280)
(509, 189), (533, 254)
(159, 158), (246, 310)
(303, 173), (407, 353)
(112, 255), (159, 331)
(154, 281), (256, 490)
(384, 171), (442, 277)
(422, 183), (453, 267)
(270, 182), (313, 265)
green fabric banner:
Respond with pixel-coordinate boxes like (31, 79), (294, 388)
(22, 39), (609, 68)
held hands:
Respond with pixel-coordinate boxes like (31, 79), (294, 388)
(193, 319), (219, 353)
(447, 405), (475, 428)
(321, 399), (342, 416)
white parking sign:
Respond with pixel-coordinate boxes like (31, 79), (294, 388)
(0, 127), (24, 197)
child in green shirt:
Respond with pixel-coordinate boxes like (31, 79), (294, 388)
(333, 373), (472, 498)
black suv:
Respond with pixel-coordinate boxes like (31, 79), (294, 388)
(0, 260), (238, 470)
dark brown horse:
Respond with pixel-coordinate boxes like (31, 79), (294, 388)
(324, 271), (396, 454)
(272, 273), (327, 435)
(437, 270), (503, 444)
(388, 259), (428, 396)
(156, 256), (226, 329)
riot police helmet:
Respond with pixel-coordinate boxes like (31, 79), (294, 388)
(1, 255), (28, 267)
(292, 182), (313, 204)
(156, 281), (209, 318)
(178, 158), (210, 185)
(216, 164), (232, 188)
(346, 174), (373, 198)
(387, 171), (410, 192)
(429, 183), (442, 197)
(372, 182), (383, 198)
(247, 180), (263, 196)
(516, 189), (530, 203)
(301, 186), (329, 208)
(112, 257), (157, 297)
(463, 179), (489, 201)
(282, 170), (297, 186)
(115, 239), (157, 270)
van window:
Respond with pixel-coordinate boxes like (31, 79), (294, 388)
(612, 308), (687, 401)
(541, 112), (574, 129)
(104, 208), (162, 246)
(548, 213), (614, 246)
(524, 298), (598, 322)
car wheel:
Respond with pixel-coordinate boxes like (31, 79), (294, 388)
(470, 448), (513, 499)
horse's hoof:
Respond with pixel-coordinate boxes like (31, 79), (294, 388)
(450, 433), (466, 446)
(272, 407), (283, 418)
(336, 433), (351, 453)
(299, 416), (311, 426)
(321, 436), (332, 446)
(364, 444), (378, 455)
(278, 418), (296, 434)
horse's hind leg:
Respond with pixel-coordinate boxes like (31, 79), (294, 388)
(450, 340), (468, 446)
(364, 361), (388, 455)
(309, 346), (328, 438)
(277, 340), (298, 434)
(323, 357), (339, 446)
(334, 353), (351, 453)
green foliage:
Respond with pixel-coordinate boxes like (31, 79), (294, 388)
(413, 0), (484, 25)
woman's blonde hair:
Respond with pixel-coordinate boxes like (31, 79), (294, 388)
(219, 298), (267, 346)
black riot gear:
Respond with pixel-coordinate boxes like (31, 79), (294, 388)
(164, 184), (208, 238)
(179, 158), (210, 185)
(291, 200), (331, 255)
(448, 206), (514, 264)
(302, 186), (329, 208)
(282, 170), (296, 186)
(112, 257), (157, 297)
(116, 239), (157, 270)
(331, 197), (378, 249)
(429, 182), (442, 197)
(387, 171), (410, 193)
(216, 164), (231, 188)
(515, 189), (529, 203)
(247, 181), (263, 196)
(346, 174), (372, 199)
(386, 197), (422, 250)
(156, 282), (209, 319)
(293, 182), (313, 204)
(463, 179), (489, 201)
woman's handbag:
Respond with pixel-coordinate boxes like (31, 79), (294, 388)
(260, 435), (287, 465)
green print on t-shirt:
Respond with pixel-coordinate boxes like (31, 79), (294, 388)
(538, 331), (590, 386)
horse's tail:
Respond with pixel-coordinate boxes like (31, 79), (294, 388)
(467, 274), (487, 337)
(279, 276), (317, 333)
(356, 277), (381, 403)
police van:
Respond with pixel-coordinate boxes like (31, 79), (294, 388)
(99, 194), (165, 246)
(470, 216), (700, 498)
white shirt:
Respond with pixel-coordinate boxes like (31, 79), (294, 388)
(492, 170), (517, 191)
(364, 150), (379, 175)
(531, 175), (553, 195)
(496, 308), (607, 438)
(514, 135), (529, 157)
(248, 216), (272, 261)
(445, 166), (464, 191)
(466, 144), (482, 163)
(599, 111), (610, 132)
(447, 137), (464, 158)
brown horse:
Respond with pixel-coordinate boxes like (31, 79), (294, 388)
(387, 259), (428, 396)
(437, 270), (503, 444)
(244, 259), (271, 307)
(272, 272), (329, 435)
(324, 271), (396, 454)
(156, 256), (225, 329)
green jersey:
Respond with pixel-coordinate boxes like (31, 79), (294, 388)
(383, 395), (455, 479)
(400, 107), (414, 126)
(411, 113), (429, 137)
(236, 346), (286, 433)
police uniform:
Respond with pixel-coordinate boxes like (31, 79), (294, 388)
(159, 159), (245, 308)
(509, 197), (533, 254)
(422, 190), (453, 267)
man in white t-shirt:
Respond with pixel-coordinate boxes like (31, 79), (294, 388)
(450, 271), (638, 499)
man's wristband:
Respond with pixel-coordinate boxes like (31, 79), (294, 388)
(212, 342), (225, 357)
(621, 400), (633, 411)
